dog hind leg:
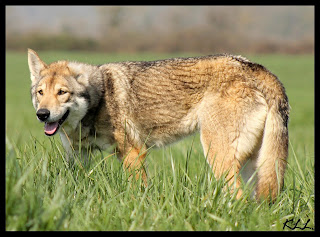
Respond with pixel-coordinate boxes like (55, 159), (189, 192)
(199, 89), (268, 199)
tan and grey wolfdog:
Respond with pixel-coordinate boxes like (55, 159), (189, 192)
(28, 49), (289, 201)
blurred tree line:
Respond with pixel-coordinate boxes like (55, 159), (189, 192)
(6, 6), (314, 54)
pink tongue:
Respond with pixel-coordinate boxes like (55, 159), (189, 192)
(44, 122), (59, 135)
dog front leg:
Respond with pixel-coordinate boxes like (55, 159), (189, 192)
(114, 132), (148, 186)
(59, 131), (75, 163)
(124, 145), (148, 186)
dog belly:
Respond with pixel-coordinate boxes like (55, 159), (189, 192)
(142, 109), (200, 148)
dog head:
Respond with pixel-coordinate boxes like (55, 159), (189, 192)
(28, 49), (102, 136)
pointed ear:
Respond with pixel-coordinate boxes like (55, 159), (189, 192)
(28, 48), (47, 81)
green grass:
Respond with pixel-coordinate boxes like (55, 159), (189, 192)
(6, 51), (314, 231)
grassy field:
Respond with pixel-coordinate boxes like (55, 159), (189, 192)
(6, 51), (314, 231)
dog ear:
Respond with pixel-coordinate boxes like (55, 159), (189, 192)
(28, 49), (47, 81)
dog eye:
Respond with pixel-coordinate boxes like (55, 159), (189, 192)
(57, 89), (67, 95)
(38, 90), (43, 95)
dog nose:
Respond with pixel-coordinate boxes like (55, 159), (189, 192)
(36, 108), (50, 121)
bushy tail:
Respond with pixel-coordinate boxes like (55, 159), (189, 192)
(256, 105), (289, 200)
(251, 66), (289, 201)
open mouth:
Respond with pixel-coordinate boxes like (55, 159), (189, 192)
(44, 110), (70, 136)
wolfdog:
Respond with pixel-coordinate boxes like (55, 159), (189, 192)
(28, 49), (289, 201)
